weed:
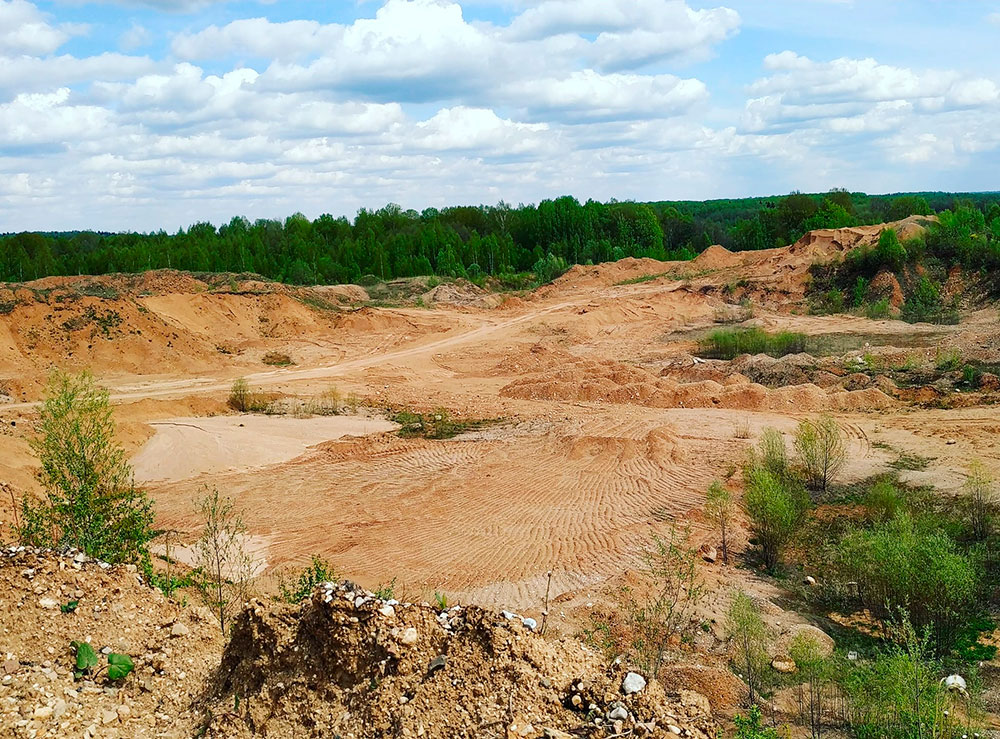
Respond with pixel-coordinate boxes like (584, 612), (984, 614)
(935, 348), (963, 371)
(391, 408), (495, 439)
(864, 298), (891, 320)
(71, 641), (134, 682)
(433, 591), (448, 610)
(373, 579), (397, 600)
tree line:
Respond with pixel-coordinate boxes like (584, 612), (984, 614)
(1, 191), (997, 285)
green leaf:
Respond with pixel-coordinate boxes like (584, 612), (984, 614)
(72, 641), (98, 673)
(106, 653), (134, 681)
(61, 600), (79, 614)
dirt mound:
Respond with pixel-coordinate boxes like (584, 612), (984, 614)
(311, 283), (370, 303)
(422, 280), (503, 308)
(868, 271), (905, 308)
(206, 580), (719, 738)
(0, 547), (222, 738)
(500, 357), (894, 412)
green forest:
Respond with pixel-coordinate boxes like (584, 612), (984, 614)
(2, 190), (997, 286)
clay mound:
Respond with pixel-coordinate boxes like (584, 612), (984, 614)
(206, 581), (719, 739)
(334, 307), (418, 333)
(561, 427), (684, 467)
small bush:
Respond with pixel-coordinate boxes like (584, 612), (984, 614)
(836, 512), (980, 649)
(743, 464), (809, 571)
(793, 415), (846, 493)
(279, 555), (337, 604)
(863, 478), (907, 521)
(17, 371), (154, 567)
(864, 298), (891, 320)
(935, 348), (963, 371)
(228, 378), (252, 412)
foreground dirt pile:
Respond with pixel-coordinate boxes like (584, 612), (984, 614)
(205, 581), (720, 738)
(0, 547), (222, 738)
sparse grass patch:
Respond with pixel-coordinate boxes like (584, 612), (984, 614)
(889, 451), (932, 472)
(697, 327), (807, 360)
(935, 347), (963, 371)
(391, 407), (497, 439)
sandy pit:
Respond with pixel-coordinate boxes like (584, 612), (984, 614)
(132, 414), (397, 482)
(1, 217), (997, 618)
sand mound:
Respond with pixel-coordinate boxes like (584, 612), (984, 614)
(206, 580), (720, 739)
(552, 257), (671, 289)
(422, 280), (503, 308)
(691, 245), (741, 271)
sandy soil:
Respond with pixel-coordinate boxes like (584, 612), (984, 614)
(1, 215), (997, 618)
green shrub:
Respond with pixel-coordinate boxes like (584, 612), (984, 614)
(863, 479), (907, 521)
(731, 706), (779, 739)
(961, 364), (982, 389)
(743, 465), (809, 570)
(793, 415), (846, 493)
(697, 327), (807, 360)
(532, 253), (570, 284)
(836, 512), (980, 649)
(17, 371), (154, 567)
(852, 276), (869, 308)
(864, 298), (891, 320)
(936, 348), (963, 371)
(842, 620), (968, 739)
(279, 555), (337, 604)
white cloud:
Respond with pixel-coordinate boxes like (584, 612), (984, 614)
(413, 106), (549, 153)
(745, 52), (1000, 132)
(989, 12), (1000, 26)
(0, 0), (84, 55)
(172, 18), (342, 60)
(504, 70), (708, 122)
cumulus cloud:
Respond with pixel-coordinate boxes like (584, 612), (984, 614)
(0, 0), (84, 55)
(744, 52), (1000, 132)
(1, 1), (999, 230)
(507, 0), (739, 70)
(504, 70), (708, 123)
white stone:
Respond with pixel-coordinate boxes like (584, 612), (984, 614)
(522, 618), (538, 631)
(622, 672), (646, 695)
(399, 628), (418, 646)
(608, 706), (628, 721)
(38, 598), (59, 610)
(943, 674), (967, 693)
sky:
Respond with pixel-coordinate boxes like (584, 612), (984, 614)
(2, 0), (999, 232)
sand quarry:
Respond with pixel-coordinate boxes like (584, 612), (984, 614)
(0, 215), (994, 619)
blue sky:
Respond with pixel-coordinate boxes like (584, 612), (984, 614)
(2, 0), (999, 231)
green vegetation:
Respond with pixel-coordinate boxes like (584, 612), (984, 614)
(704, 481), (735, 565)
(15, 371), (155, 567)
(696, 327), (807, 360)
(810, 199), (1000, 324)
(3, 191), (995, 286)
(391, 408), (494, 439)
(793, 415), (846, 493)
(731, 706), (779, 739)
(195, 486), (255, 634)
(71, 641), (134, 682)
(279, 555), (337, 604)
(612, 527), (704, 674)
